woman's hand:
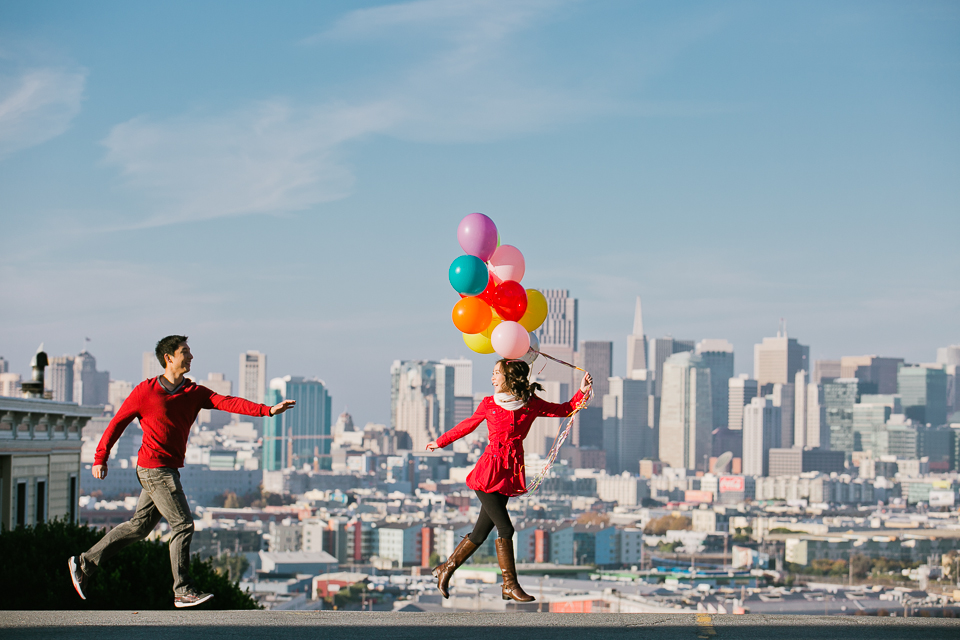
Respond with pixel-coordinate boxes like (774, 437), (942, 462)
(425, 441), (439, 452)
(580, 372), (593, 394)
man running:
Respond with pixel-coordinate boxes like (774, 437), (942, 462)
(68, 335), (295, 607)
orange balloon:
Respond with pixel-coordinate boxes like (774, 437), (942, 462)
(452, 296), (493, 334)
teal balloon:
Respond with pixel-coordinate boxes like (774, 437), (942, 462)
(449, 255), (489, 296)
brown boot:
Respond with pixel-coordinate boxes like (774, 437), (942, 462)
(432, 535), (479, 599)
(496, 537), (534, 602)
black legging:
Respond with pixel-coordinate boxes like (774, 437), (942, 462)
(468, 490), (514, 545)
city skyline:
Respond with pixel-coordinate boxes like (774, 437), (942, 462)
(1, 2), (957, 427)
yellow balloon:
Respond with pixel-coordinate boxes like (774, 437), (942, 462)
(519, 289), (548, 332)
(463, 332), (495, 354)
(481, 312), (503, 339)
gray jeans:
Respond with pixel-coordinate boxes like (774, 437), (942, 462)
(81, 466), (196, 595)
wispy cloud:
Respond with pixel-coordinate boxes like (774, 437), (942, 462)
(102, 0), (725, 226)
(0, 66), (86, 160)
(102, 100), (400, 226)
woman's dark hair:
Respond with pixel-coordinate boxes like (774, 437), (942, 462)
(497, 359), (543, 404)
(155, 335), (188, 367)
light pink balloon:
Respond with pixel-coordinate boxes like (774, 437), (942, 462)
(491, 321), (531, 359)
(489, 244), (525, 283)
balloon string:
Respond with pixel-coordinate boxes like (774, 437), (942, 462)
(522, 387), (593, 495)
(535, 350), (586, 372)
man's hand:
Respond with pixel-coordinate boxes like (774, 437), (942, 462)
(270, 399), (297, 416)
(92, 464), (108, 479)
(425, 441), (439, 452)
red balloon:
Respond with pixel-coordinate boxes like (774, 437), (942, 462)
(492, 280), (528, 321)
(476, 275), (498, 305)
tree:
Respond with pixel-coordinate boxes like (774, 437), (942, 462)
(643, 514), (692, 536)
(851, 554), (872, 580)
(428, 552), (441, 568)
(0, 519), (260, 610)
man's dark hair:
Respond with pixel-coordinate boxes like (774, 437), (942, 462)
(155, 335), (189, 367)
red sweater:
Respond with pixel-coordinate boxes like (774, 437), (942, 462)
(95, 377), (272, 469)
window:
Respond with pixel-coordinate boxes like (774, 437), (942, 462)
(36, 479), (47, 524)
(16, 481), (27, 527)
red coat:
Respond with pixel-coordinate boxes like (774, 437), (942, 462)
(435, 390), (586, 496)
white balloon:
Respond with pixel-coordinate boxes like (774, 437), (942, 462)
(521, 331), (540, 365)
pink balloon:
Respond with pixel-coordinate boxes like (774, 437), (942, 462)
(458, 213), (498, 262)
(491, 321), (531, 359)
(489, 244), (525, 283)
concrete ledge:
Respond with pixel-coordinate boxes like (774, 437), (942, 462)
(1, 611), (958, 639)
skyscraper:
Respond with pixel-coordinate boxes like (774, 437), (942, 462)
(108, 379), (134, 415)
(532, 290), (579, 414)
(753, 327), (809, 387)
(840, 356), (904, 394)
(794, 370), (827, 448)
(771, 382), (795, 449)
(695, 339), (734, 433)
(936, 345), (960, 367)
(649, 337), (695, 398)
(239, 351), (267, 404)
(263, 376), (332, 472)
(390, 361), (455, 452)
(197, 373), (232, 428)
(440, 358), (474, 426)
(728, 375), (758, 431)
(813, 360), (841, 385)
(73, 351), (109, 407)
(576, 341), (613, 450)
(742, 396), (782, 476)
(898, 365), (948, 426)
(47, 356), (75, 403)
(142, 351), (164, 381)
(625, 297), (647, 380)
(658, 352), (712, 471)
(602, 377), (651, 474)
(824, 378), (859, 453)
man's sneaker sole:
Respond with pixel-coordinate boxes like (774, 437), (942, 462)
(68, 556), (86, 600)
(174, 593), (214, 608)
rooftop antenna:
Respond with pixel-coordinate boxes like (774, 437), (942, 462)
(778, 318), (787, 338)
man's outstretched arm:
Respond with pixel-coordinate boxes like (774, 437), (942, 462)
(205, 391), (296, 417)
(93, 385), (142, 479)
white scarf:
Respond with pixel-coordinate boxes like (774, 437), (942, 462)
(494, 393), (525, 411)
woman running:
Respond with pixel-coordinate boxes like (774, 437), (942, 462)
(426, 358), (592, 602)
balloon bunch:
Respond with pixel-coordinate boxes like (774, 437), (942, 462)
(448, 213), (547, 363)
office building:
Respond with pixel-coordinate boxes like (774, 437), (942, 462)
(532, 290), (578, 421)
(768, 448), (845, 477)
(239, 351), (267, 404)
(898, 365), (947, 426)
(45, 356), (75, 403)
(742, 396), (781, 476)
(770, 382), (795, 450)
(794, 370), (827, 448)
(142, 351), (164, 381)
(197, 373), (232, 428)
(0, 373), (22, 398)
(813, 360), (841, 385)
(728, 375), (758, 431)
(107, 380), (134, 414)
(577, 341), (613, 449)
(696, 339), (734, 434)
(658, 352), (712, 471)
(439, 358), (472, 397)
(73, 351), (108, 407)
(840, 356), (904, 394)
(263, 376), (332, 472)
(936, 345), (960, 367)
(0, 357), (7, 373)
(753, 328), (809, 387)
(390, 361), (454, 453)
(602, 377), (650, 474)
(649, 337), (695, 398)
(625, 297), (647, 380)
(824, 379), (859, 454)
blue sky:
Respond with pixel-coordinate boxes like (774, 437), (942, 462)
(1, 0), (957, 425)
